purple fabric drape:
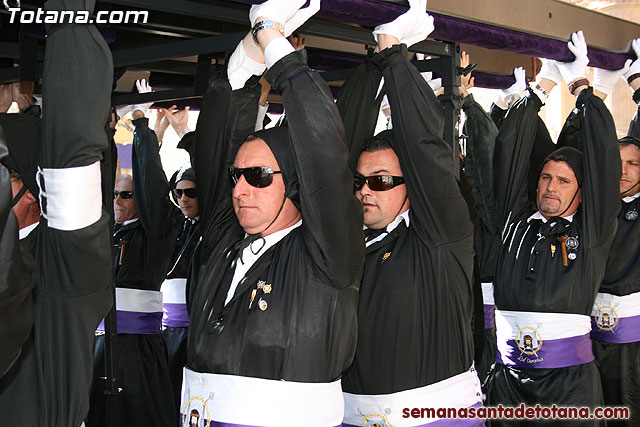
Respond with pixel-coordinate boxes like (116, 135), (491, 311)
(231, 0), (633, 70)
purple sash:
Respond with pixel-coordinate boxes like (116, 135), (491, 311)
(484, 304), (495, 329)
(497, 333), (593, 368)
(163, 302), (190, 328)
(97, 310), (162, 334)
(590, 315), (640, 344)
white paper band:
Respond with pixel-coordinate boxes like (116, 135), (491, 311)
(40, 161), (102, 231)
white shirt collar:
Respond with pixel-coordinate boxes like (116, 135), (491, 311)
(19, 222), (39, 240)
(225, 219), (303, 306)
(527, 210), (575, 224)
(121, 217), (140, 226)
(623, 191), (640, 204)
(364, 209), (410, 247)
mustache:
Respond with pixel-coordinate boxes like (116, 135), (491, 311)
(541, 193), (560, 201)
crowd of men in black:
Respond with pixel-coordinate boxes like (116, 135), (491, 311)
(0, 0), (639, 426)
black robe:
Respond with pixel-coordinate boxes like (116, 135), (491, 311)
(486, 88), (621, 426)
(186, 51), (363, 382)
(1, 1), (114, 425)
(88, 118), (176, 427)
(338, 44), (475, 395)
(162, 209), (201, 409)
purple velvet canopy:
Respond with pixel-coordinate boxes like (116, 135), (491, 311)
(232, 0), (633, 70)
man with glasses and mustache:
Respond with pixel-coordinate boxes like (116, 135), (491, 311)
(485, 32), (622, 424)
(337, 2), (482, 425)
(88, 103), (176, 426)
(179, 0), (364, 425)
(590, 41), (640, 425)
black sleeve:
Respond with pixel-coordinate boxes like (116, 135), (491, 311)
(462, 94), (499, 236)
(489, 103), (507, 129)
(131, 117), (173, 239)
(370, 44), (471, 246)
(336, 59), (384, 172)
(493, 91), (543, 230)
(193, 68), (260, 239)
(264, 50), (364, 288)
(577, 88), (621, 249)
(629, 89), (640, 139)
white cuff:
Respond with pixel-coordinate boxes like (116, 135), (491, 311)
(39, 161), (102, 231)
(264, 37), (295, 69)
(494, 94), (509, 110)
(228, 42), (267, 91)
(178, 128), (191, 140)
(255, 104), (268, 131)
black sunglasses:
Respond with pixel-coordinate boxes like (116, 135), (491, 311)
(354, 175), (405, 192)
(228, 166), (282, 188)
(173, 187), (198, 199)
(113, 190), (134, 200)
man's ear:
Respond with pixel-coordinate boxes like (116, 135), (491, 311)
(24, 189), (37, 206)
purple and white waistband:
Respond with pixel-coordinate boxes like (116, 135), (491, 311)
(96, 288), (163, 334)
(495, 310), (593, 369)
(342, 365), (483, 426)
(482, 282), (495, 329)
(161, 278), (190, 328)
(180, 368), (343, 427)
(591, 292), (640, 344)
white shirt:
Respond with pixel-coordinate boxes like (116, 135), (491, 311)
(526, 210), (575, 224)
(623, 191), (640, 204)
(121, 217), (140, 226)
(225, 219), (303, 306)
(19, 222), (39, 240)
(365, 209), (410, 248)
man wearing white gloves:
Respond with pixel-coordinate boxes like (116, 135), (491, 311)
(485, 31), (621, 426)
(337, 2), (483, 426)
(180, 1), (364, 426)
(591, 38), (640, 426)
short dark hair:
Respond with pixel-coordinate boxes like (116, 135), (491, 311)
(361, 131), (393, 154)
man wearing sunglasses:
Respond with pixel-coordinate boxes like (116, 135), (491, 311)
(336, 2), (483, 425)
(89, 108), (176, 425)
(161, 165), (201, 412)
(179, 1), (364, 425)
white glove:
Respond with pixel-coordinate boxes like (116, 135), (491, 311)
(622, 38), (640, 83)
(250, 0), (320, 37)
(593, 61), (631, 95)
(373, 0), (434, 48)
(556, 30), (590, 84)
(496, 67), (527, 109)
(132, 79), (154, 114)
(536, 59), (563, 85)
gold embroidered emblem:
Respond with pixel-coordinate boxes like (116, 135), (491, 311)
(357, 408), (392, 426)
(594, 305), (619, 331)
(515, 326), (543, 355)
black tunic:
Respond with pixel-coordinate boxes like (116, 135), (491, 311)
(339, 45), (475, 395)
(187, 51), (363, 382)
(486, 88), (621, 425)
(88, 118), (176, 427)
(1, 2), (114, 425)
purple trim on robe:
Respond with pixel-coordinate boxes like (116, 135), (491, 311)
(163, 302), (190, 328)
(115, 143), (132, 169)
(97, 310), (163, 334)
(496, 334), (594, 369)
(342, 402), (485, 426)
(180, 417), (341, 427)
(231, 0), (632, 70)
(590, 315), (640, 344)
(484, 304), (495, 329)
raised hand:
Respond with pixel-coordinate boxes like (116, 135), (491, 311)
(373, 0), (434, 48)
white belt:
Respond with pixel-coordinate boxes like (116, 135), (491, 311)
(591, 292), (640, 318)
(161, 278), (187, 304)
(343, 366), (482, 426)
(180, 368), (343, 426)
(495, 310), (591, 342)
(115, 288), (163, 312)
(481, 282), (494, 305)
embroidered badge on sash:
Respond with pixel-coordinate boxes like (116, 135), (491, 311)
(594, 304), (619, 331)
(515, 326), (543, 355)
(357, 408), (392, 427)
(182, 393), (215, 427)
